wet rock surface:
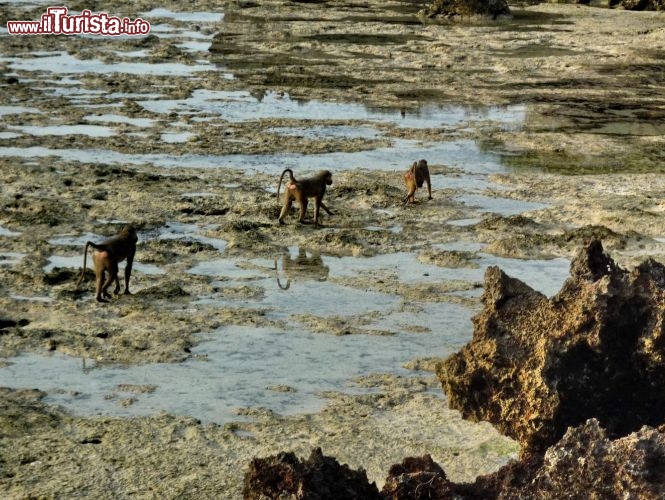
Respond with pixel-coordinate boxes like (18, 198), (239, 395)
(423, 0), (511, 19)
(618, 0), (665, 10)
(381, 455), (454, 499)
(2, 0), (665, 498)
(241, 419), (665, 499)
(504, 419), (665, 499)
(243, 448), (382, 500)
(439, 240), (665, 455)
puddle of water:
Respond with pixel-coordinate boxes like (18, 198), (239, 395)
(2, 108), (44, 124)
(441, 175), (497, 192)
(137, 89), (525, 130)
(188, 260), (261, 280)
(42, 255), (83, 274)
(1, 53), (214, 76)
(141, 8), (225, 23)
(0, 132), (22, 139)
(9, 124), (115, 138)
(0, 139), (508, 177)
(365, 225), (403, 234)
(49, 233), (103, 246)
(0, 252), (26, 266)
(455, 193), (549, 216)
(148, 221), (227, 252)
(447, 218), (483, 227)
(480, 254), (570, 297)
(84, 114), (156, 128)
(161, 131), (196, 143)
(3, 221), (571, 424)
(0, 320), (457, 423)
(434, 241), (486, 252)
(37, 86), (104, 101)
(178, 41), (213, 53)
(0, 225), (22, 236)
(10, 295), (53, 303)
(181, 192), (216, 198)
(326, 251), (569, 298)
(191, 258), (399, 320)
(268, 125), (383, 140)
(0, 105), (41, 117)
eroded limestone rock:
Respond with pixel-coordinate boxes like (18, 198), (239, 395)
(438, 240), (665, 455)
(381, 455), (453, 499)
(242, 447), (381, 500)
(422, 0), (510, 19)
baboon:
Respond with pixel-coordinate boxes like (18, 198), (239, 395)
(76, 226), (137, 303)
(277, 169), (333, 227)
(404, 159), (432, 204)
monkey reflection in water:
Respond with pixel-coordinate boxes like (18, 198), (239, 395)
(274, 247), (330, 290)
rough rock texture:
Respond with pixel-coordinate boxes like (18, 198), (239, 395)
(381, 455), (453, 499)
(243, 421), (665, 498)
(618, 0), (665, 10)
(242, 447), (381, 500)
(423, 0), (510, 19)
(506, 419), (665, 499)
(438, 240), (665, 455)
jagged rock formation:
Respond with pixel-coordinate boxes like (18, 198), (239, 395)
(439, 240), (665, 455)
(613, 0), (665, 10)
(243, 421), (665, 499)
(503, 419), (665, 499)
(242, 447), (381, 499)
(243, 242), (665, 498)
(381, 455), (453, 499)
(422, 0), (510, 19)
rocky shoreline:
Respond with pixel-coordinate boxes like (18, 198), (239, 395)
(245, 242), (665, 498)
(2, 0), (665, 498)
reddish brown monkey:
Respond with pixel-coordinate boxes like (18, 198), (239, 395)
(404, 159), (432, 204)
(277, 169), (333, 227)
(76, 226), (137, 302)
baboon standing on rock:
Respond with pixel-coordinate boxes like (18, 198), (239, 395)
(404, 159), (432, 204)
(76, 226), (137, 303)
(277, 169), (333, 227)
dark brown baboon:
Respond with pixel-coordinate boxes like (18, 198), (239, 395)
(76, 226), (137, 303)
(404, 159), (432, 204)
(277, 169), (333, 227)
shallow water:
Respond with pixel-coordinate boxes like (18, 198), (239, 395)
(137, 88), (525, 129)
(0, 138), (513, 176)
(455, 193), (549, 216)
(1, 52), (215, 76)
(0, 252), (26, 266)
(3, 241), (569, 422)
(1, 322), (458, 423)
(9, 124), (116, 138)
(0, 6), (566, 425)
(141, 8), (225, 23)
(0, 225), (21, 236)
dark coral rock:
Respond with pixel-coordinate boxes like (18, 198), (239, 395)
(503, 419), (665, 499)
(381, 455), (453, 499)
(422, 0), (510, 19)
(438, 240), (665, 455)
(619, 0), (665, 10)
(243, 447), (381, 500)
